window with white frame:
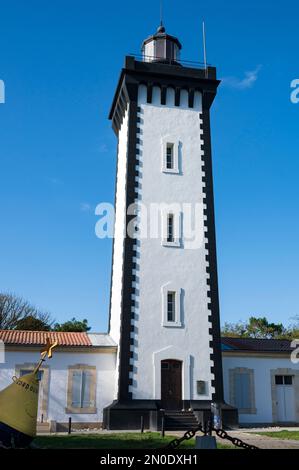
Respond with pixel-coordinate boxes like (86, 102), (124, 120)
(166, 143), (174, 170)
(72, 370), (92, 408)
(162, 138), (179, 173)
(167, 213), (174, 243)
(66, 365), (97, 414)
(162, 209), (181, 247)
(167, 291), (176, 322)
(162, 283), (182, 327)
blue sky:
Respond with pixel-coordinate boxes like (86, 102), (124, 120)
(0, 0), (298, 331)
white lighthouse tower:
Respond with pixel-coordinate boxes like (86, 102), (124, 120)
(104, 24), (237, 429)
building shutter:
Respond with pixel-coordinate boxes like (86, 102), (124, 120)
(72, 371), (82, 407)
(235, 373), (251, 409)
(82, 371), (92, 407)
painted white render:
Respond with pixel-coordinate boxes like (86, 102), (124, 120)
(223, 354), (299, 424)
(127, 85), (214, 401)
(0, 349), (116, 425)
(109, 106), (129, 345)
(109, 107), (129, 399)
(1, 344), (299, 426)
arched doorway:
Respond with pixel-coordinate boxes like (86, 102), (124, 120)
(161, 359), (182, 409)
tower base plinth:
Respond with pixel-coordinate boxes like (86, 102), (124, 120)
(103, 400), (238, 431)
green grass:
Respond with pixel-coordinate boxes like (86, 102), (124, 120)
(33, 432), (232, 449)
(256, 430), (299, 441)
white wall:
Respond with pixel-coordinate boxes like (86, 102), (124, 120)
(0, 350), (116, 424)
(2, 348), (298, 425)
(129, 85), (214, 401)
(109, 106), (129, 345)
(109, 106), (129, 399)
(223, 354), (299, 424)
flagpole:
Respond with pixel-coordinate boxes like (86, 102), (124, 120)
(202, 20), (208, 78)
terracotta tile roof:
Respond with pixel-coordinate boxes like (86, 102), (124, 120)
(0, 330), (92, 347)
(221, 336), (294, 353)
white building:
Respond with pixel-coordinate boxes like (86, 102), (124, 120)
(0, 330), (117, 432)
(222, 337), (299, 425)
(0, 331), (298, 431)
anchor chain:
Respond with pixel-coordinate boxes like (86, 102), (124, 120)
(165, 423), (259, 450)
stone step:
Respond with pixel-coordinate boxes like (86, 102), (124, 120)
(165, 424), (198, 430)
(36, 422), (51, 433)
(164, 410), (199, 431)
(165, 418), (198, 422)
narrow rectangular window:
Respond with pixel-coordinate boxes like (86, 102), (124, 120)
(275, 375), (283, 385)
(72, 370), (92, 408)
(166, 143), (174, 169)
(66, 366), (96, 414)
(81, 371), (92, 407)
(284, 376), (293, 385)
(72, 371), (82, 408)
(155, 39), (165, 59)
(167, 213), (174, 243)
(234, 373), (251, 409)
(167, 291), (176, 322)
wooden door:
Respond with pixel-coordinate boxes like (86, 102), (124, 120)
(161, 359), (182, 409)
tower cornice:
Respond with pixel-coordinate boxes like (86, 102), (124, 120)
(109, 56), (220, 134)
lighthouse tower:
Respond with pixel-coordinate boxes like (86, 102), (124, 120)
(104, 24), (237, 429)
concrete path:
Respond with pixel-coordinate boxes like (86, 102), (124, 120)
(163, 427), (299, 449)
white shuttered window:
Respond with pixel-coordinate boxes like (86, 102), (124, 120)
(71, 370), (93, 408)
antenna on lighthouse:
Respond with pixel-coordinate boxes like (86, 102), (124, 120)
(160, 0), (163, 26)
(202, 20), (208, 77)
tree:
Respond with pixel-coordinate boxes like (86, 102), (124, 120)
(246, 316), (285, 339)
(14, 315), (51, 331)
(53, 318), (90, 332)
(0, 293), (52, 330)
(221, 316), (298, 339)
(221, 321), (248, 338)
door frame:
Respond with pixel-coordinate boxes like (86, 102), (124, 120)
(153, 346), (191, 401)
(161, 359), (182, 409)
(270, 368), (299, 423)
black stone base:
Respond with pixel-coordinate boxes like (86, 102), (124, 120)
(0, 421), (33, 448)
(103, 400), (238, 431)
(103, 400), (159, 430)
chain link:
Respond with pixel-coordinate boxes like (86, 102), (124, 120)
(165, 423), (259, 450)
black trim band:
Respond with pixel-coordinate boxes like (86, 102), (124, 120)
(200, 101), (224, 402)
(117, 97), (138, 401)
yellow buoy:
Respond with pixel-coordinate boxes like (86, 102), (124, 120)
(0, 338), (57, 448)
(0, 371), (40, 438)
